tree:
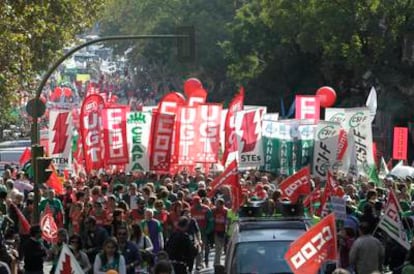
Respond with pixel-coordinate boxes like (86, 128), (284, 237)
(99, 0), (236, 101)
(0, 0), (104, 128)
(222, 0), (414, 116)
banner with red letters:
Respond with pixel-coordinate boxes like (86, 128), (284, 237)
(48, 109), (73, 171)
(79, 94), (105, 173)
(285, 213), (337, 274)
(295, 95), (320, 123)
(149, 111), (175, 172)
(279, 166), (311, 203)
(222, 87), (245, 166)
(393, 127), (408, 160)
(102, 106), (130, 165)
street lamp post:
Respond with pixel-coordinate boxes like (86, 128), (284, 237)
(27, 33), (193, 224)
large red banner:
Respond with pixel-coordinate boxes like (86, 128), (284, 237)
(285, 213), (337, 274)
(79, 94), (105, 172)
(279, 166), (311, 203)
(222, 87), (244, 165)
(149, 111), (175, 172)
(158, 92), (186, 165)
(102, 106), (130, 165)
(393, 127), (408, 160)
(194, 104), (222, 163)
(175, 104), (222, 165)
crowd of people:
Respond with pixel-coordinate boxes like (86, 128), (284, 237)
(0, 164), (414, 274)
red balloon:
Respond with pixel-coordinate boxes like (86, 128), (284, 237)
(316, 86), (336, 108)
(183, 78), (202, 97)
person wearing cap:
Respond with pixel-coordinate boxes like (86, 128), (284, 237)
(191, 195), (213, 270)
(23, 225), (47, 274)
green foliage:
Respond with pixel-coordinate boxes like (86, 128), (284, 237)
(0, 0), (104, 126)
(222, 0), (414, 113)
(99, 0), (236, 100)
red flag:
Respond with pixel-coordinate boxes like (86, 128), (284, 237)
(222, 87), (244, 165)
(228, 176), (243, 212)
(47, 172), (64, 195)
(9, 203), (31, 234)
(208, 160), (238, 197)
(317, 171), (339, 217)
(285, 213), (337, 274)
(279, 166), (311, 203)
(19, 147), (31, 166)
(41, 204), (58, 243)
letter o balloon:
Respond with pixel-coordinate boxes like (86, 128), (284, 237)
(316, 86), (336, 108)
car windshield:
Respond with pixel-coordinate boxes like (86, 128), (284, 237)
(234, 241), (292, 274)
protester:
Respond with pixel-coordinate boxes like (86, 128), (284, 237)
(23, 225), (47, 274)
(165, 217), (194, 274)
(68, 234), (92, 274)
(349, 222), (385, 274)
(93, 237), (126, 274)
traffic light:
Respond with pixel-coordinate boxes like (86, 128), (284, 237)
(176, 26), (195, 63)
(36, 157), (53, 184)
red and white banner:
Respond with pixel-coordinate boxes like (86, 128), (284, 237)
(102, 106), (129, 165)
(175, 104), (222, 165)
(222, 87), (245, 166)
(295, 95), (320, 123)
(49, 109), (73, 171)
(285, 213), (337, 274)
(393, 127), (408, 160)
(235, 106), (266, 169)
(55, 244), (84, 274)
(279, 166), (311, 203)
(149, 111), (175, 172)
(158, 92), (186, 165)
(79, 94), (105, 172)
(194, 104), (222, 163)
(186, 87), (207, 107)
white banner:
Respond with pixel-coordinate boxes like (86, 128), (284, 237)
(126, 111), (152, 172)
(325, 107), (374, 175)
(48, 109), (73, 171)
(312, 121), (341, 180)
(235, 106), (266, 169)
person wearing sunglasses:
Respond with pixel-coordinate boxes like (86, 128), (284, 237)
(116, 226), (141, 274)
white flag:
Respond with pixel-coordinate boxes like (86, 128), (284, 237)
(54, 244), (84, 274)
(379, 157), (389, 179)
(377, 190), (410, 250)
(365, 87), (377, 123)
